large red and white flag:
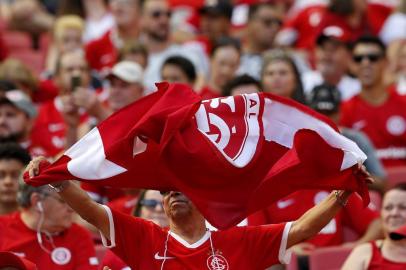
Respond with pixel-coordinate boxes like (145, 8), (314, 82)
(25, 83), (368, 229)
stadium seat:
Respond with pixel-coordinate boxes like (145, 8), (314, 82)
(308, 246), (353, 270)
(386, 166), (406, 188)
(3, 31), (32, 52)
(6, 50), (44, 76)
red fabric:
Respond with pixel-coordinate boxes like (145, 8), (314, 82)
(0, 251), (37, 270)
(101, 249), (127, 270)
(30, 98), (89, 158)
(248, 190), (378, 247)
(199, 85), (221, 99)
(0, 213), (97, 269)
(24, 82), (369, 229)
(85, 30), (117, 71)
(108, 208), (288, 269)
(34, 79), (59, 104)
(368, 241), (406, 269)
(340, 86), (406, 168)
(107, 194), (138, 214)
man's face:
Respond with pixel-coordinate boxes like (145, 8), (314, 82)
(200, 14), (230, 42)
(316, 40), (350, 78)
(0, 104), (30, 142)
(40, 192), (74, 232)
(57, 52), (91, 94)
(162, 191), (197, 220)
(211, 46), (240, 88)
(110, 0), (140, 27)
(0, 159), (25, 206)
(142, 0), (171, 42)
(108, 76), (143, 111)
(248, 5), (282, 49)
(381, 189), (406, 234)
(351, 43), (386, 88)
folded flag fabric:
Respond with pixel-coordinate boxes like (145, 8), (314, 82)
(24, 82), (368, 229)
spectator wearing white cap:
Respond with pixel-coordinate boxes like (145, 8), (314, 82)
(301, 26), (361, 101)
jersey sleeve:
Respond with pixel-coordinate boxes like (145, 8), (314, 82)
(342, 194), (379, 235)
(99, 205), (162, 267)
(244, 222), (292, 268)
(72, 225), (99, 269)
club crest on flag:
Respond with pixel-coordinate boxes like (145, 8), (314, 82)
(195, 94), (261, 168)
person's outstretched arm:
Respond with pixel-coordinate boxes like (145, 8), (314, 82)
(26, 157), (110, 238)
(287, 166), (373, 249)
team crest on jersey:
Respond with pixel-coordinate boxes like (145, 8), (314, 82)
(51, 247), (71, 265)
(206, 254), (229, 270)
(195, 94), (261, 168)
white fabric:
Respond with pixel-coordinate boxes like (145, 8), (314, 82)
(379, 13), (406, 44)
(302, 70), (361, 101)
(100, 205), (116, 248)
(262, 98), (367, 170)
(169, 231), (211, 248)
(84, 13), (115, 44)
(279, 222), (293, 264)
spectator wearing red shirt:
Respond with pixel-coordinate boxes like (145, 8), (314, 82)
(30, 50), (91, 158)
(0, 183), (98, 269)
(200, 37), (240, 99)
(340, 36), (406, 168)
(85, 0), (141, 72)
(342, 183), (406, 269)
(0, 143), (31, 216)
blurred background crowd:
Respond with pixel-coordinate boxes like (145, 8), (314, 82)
(0, 0), (405, 269)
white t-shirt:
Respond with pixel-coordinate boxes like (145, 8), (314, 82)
(302, 70), (361, 101)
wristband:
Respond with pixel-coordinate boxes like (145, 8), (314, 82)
(334, 190), (348, 207)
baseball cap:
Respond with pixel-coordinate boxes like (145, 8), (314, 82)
(107, 61), (144, 84)
(199, 0), (233, 19)
(309, 84), (341, 113)
(0, 89), (37, 118)
(389, 224), (406, 240)
(316, 25), (352, 46)
(0, 252), (37, 270)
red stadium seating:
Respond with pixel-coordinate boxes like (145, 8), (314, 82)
(308, 246), (353, 270)
(386, 166), (406, 188)
(3, 31), (32, 52)
(6, 51), (44, 76)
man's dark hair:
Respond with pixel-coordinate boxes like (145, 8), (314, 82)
(391, 182), (406, 192)
(328, 0), (354, 16)
(211, 36), (241, 57)
(248, 3), (275, 21)
(0, 143), (31, 165)
(351, 35), (386, 54)
(162, 56), (197, 83)
(222, 74), (261, 96)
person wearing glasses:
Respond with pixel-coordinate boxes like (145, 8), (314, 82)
(0, 182), (98, 269)
(102, 189), (168, 268)
(340, 35), (406, 168)
(25, 156), (372, 270)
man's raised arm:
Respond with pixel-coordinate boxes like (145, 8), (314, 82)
(26, 157), (110, 238)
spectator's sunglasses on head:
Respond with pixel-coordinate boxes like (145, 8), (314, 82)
(150, 10), (172, 18)
(352, 53), (384, 63)
(140, 199), (163, 210)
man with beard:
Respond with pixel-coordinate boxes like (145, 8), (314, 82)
(141, 0), (208, 92)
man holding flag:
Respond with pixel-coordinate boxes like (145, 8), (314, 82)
(24, 82), (373, 269)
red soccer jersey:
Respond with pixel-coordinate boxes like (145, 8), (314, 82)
(368, 241), (406, 269)
(30, 98), (89, 158)
(101, 206), (292, 270)
(247, 190), (379, 247)
(340, 87), (406, 168)
(85, 30), (117, 71)
(0, 213), (98, 269)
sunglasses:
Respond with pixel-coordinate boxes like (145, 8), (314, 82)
(140, 199), (163, 209)
(150, 10), (171, 18)
(352, 53), (383, 63)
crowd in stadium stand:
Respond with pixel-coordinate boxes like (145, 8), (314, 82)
(0, 0), (405, 269)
